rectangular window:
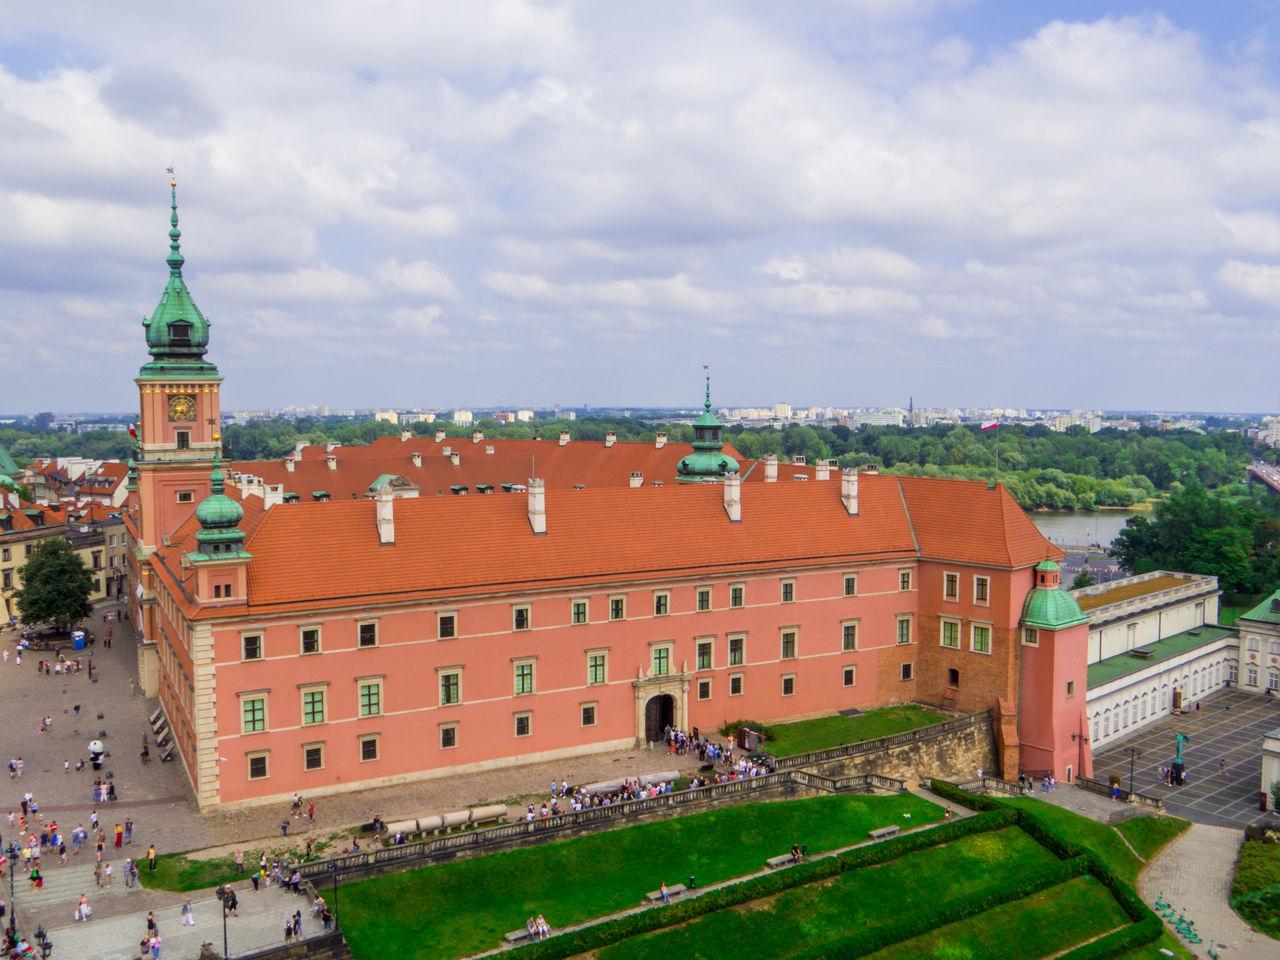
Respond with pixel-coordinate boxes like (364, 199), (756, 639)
(843, 665), (856, 687)
(303, 744), (324, 771)
(587, 653), (607, 686)
(781, 580), (795, 603)
(359, 736), (379, 762)
(176, 490), (194, 504)
(843, 574), (857, 597)
(2, 571), (11, 589)
(514, 660), (535, 695)
(728, 635), (745, 666)
(696, 640), (713, 671)
(842, 621), (858, 652)
(1228, 663), (1238, 683)
(175, 431), (190, 450)
(300, 627), (321, 655)
(1066, 680), (1076, 698)
(241, 697), (266, 733)
(1247, 667), (1259, 687)
(439, 724), (457, 749)
(696, 587), (711, 611)
(941, 620), (960, 649)
(944, 572), (959, 600)
(782, 674), (796, 696)
(653, 593), (669, 616)
(899, 569), (912, 591)
(302, 688), (326, 725)
(571, 601), (588, 624)
(697, 679), (712, 700)
(514, 713), (532, 737)
(439, 671), (461, 705)
(1021, 628), (1039, 646)
(971, 624), (992, 654)
(730, 585), (744, 608)
(580, 703), (597, 727)
(357, 621), (378, 648)
(900, 662), (913, 681)
(974, 576), (990, 604)
(247, 753), (269, 780)
(652, 647), (671, 677)
(729, 673), (743, 696)
(609, 596), (625, 621)
(513, 606), (531, 630)
(438, 613), (457, 638)
(780, 630), (797, 660)
(896, 618), (912, 645)
(358, 681), (382, 717)
(1, 547), (9, 561)
(242, 634), (263, 661)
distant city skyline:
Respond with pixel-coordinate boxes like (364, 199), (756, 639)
(3, 2), (1279, 412)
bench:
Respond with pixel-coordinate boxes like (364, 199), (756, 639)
(644, 883), (687, 902)
(766, 854), (798, 869)
(868, 825), (900, 841)
(504, 929), (532, 943)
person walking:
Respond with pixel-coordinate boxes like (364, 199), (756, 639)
(93, 861), (103, 887)
(114, 824), (123, 848)
(103, 862), (113, 887)
(148, 844), (157, 871)
(74, 893), (91, 922)
(181, 898), (195, 926)
(124, 818), (133, 845)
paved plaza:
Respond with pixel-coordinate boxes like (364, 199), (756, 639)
(1092, 688), (1280, 829)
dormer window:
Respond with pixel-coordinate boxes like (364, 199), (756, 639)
(169, 320), (192, 344)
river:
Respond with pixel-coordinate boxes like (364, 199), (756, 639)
(1029, 510), (1143, 550)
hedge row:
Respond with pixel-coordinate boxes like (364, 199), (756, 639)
(514, 810), (1011, 959)
(789, 856), (1090, 960)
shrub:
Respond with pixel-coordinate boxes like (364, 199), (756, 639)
(927, 780), (1002, 813)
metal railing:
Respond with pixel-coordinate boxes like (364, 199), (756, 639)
(1075, 775), (1164, 809)
(769, 710), (992, 770)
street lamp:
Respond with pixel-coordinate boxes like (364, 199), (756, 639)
(220, 886), (229, 959)
(33, 923), (51, 959)
(1124, 747), (1142, 797)
(6, 836), (17, 936)
(329, 862), (340, 932)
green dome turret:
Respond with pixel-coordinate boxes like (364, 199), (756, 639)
(676, 368), (738, 482)
(191, 443), (250, 560)
(1022, 558), (1090, 630)
(140, 177), (218, 380)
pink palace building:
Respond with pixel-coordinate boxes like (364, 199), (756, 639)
(124, 186), (1093, 809)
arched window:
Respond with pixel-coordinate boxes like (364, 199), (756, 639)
(1160, 687), (1169, 710)
(1103, 710), (1111, 736)
(1141, 694), (1148, 719)
(1092, 714), (1100, 741)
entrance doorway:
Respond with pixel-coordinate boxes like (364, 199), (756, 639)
(644, 694), (674, 742)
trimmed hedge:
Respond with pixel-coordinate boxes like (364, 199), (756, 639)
(513, 810), (1012, 959)
(790, 856), (1090, 960)
(928, 779), (1002, 812)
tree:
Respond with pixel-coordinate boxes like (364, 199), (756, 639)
(1072, 570), (1095, 589)
(13, 538), (94, 633)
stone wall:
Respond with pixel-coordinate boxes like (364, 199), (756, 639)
(224, 929), (353, 960)
(807, 714), (997, 783)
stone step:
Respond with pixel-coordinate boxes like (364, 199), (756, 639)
(13, 859), (144, 912)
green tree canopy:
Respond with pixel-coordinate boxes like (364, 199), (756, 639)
(14, 538), (94, 633)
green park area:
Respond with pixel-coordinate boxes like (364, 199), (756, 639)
(757, 704), (951, 758)
(1230, 828), (1280, 940)
(338, 786), (1192, 960)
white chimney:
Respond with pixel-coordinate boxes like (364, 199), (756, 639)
(485, 445), (494, 455)
(376, 484), (395, 544)
(435, 429), (446, 443)
(605, 431), (617, 448)
(816, 460), (831, 481)
(284, 458), (295, 473)
(472, 430), (483, 444)
(655, 432), (667, 449)
(629, 471), (644, 488)
(401, 429), (411, 442)
(792, 455), (806, 466)
(326, 454), (337, 471)
(264, 483), (284, 509)
(559, 430), (570, 446)
(410, 452), (422, 467)
(528, 478), (546, 535)
(723, 471), (741, 523)
(765, 454), (778, 483)
(841, 468), (859, 516)
(293, 441), (307, 456)
(450, 452), (461, 466)
(326, 442), (340, 453)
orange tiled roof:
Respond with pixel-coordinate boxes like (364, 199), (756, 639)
(151, 471), (1058, 617)
(230, 436), (742, 502)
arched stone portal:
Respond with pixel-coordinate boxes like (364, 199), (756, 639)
(644, 694), (674, 742)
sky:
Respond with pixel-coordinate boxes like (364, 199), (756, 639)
(2, 1), (1279, 414)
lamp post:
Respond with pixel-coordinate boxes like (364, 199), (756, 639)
(6, 835), (17, 936)
(33, 923), (51, 959)
(221, 886), (229, 959)
(1125, 747), (1142, 797)
(329, 862), (340, 932)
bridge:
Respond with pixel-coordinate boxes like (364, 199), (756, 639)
(1246, 460), (1280, 495)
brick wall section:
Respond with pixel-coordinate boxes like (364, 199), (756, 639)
(915, 616), (1021, 715)
(807, 716), (997, 783)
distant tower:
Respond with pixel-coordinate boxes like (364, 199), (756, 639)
(909, 396), (913, 422)
(676, 367), (738, 482)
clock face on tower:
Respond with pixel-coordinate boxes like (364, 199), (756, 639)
(168, 394), (197, 422)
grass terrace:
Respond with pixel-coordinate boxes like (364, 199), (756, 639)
(761, 705), (951, 758)
(1229, 828), (1280, 940)
(340, 793), (942, 960)
(1114, 815), (1190, 862)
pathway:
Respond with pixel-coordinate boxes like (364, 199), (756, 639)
(1137, 822), (1275, 960)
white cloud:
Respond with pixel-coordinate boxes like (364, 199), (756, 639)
(1217, 260), (1280, 306)
(390, 305), (449, 336)
(374, 259), (460, 298)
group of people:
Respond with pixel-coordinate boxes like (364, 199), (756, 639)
(524, 914), (552, 940)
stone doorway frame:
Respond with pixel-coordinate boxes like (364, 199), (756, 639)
(633, 674), (689, 746)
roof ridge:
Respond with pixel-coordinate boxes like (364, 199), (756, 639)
(896, 478), (920, 557)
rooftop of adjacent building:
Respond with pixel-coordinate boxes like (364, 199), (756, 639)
(1086, 623), (1238, 690)
(1072, 569), (1219, 621)
(1239, 588), (1280, 627)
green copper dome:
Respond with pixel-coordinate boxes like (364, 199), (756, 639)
(1022, 564), (1090, 630)
(676, 370), (738, 482)
(140, 179), (218, 380)
(191, 450), (249, 560)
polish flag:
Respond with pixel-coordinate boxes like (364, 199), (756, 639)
(980, 419), (998, 430)
(128, 423), (138, 439)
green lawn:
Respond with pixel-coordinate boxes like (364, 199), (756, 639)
(145, 852), (245, 892)
(996, 796), (1144, 884)
(597, 827), (1056, 960)
(340, 793), (941, 960)
(1115, 930), (1196, 960)
(864, 876), (1130, 959)
(764, 705), (951, 758)
(1230, 837), (1280, 939)
(1115, 815), (1190, 861)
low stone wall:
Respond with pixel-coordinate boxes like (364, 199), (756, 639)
(1076, 775), (1164, 810)
(221, 929), (352, 960)
(804, 712), (997, 785)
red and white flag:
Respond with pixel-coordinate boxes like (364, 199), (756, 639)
(128, 423), (138, 439)
(980, 419), (998, 430)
